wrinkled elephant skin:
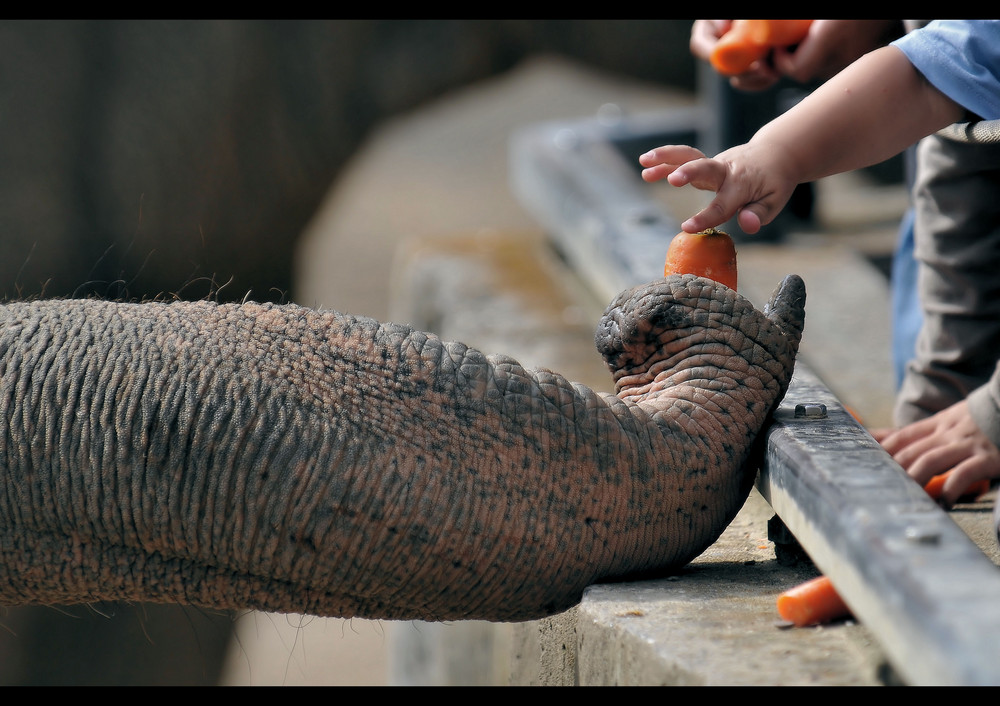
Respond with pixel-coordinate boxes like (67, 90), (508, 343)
(0, 274), (805, 622)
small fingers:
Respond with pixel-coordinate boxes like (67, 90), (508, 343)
(903, 440), (969, 487)
(689, 20), (730, 62)
(686, 197), (775, 235)
(874, 418), (932, 457)
(680, 197), (731, 233)
(728, 63), (781, 92)
(639, 145), (706, 167)
(868, 427), (894, 443)
(676, 164), (763, 233)
(641, 144), (789, 235)
(937, 461), (993, 508)
(640, 163), (676, 183)
(639, 145), (707, 183)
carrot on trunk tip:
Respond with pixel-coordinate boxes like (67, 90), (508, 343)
(663, 228), (738, 291)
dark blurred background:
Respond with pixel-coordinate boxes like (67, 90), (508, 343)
(0, 19), (697, 304)
(0, 18), (702, 685)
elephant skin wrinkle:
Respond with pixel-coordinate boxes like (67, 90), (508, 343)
(0, 273), (805, 622)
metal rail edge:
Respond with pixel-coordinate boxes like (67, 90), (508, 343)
(508, 109), (1000, 685)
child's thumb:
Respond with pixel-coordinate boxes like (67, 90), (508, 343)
(737, 207), (764, 234)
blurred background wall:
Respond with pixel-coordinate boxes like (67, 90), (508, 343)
(0, 19), (695, 304)
(0, 19), (698, 685)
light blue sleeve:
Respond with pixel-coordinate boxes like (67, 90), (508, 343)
(891, 20), (1000, 121)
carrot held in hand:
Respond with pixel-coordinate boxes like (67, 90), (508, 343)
(777, 575), (851, 627)
(664, 228), (738, 290)
(710, 21), (769, 77)
(710, 20), (814, 76)
(922, 469), (990, 503)
(742, 19), (814, 47)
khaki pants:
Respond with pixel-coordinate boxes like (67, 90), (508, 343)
(895, 133), (1000, 426)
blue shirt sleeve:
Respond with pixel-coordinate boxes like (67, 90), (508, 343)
(891, 20), (1000, 121)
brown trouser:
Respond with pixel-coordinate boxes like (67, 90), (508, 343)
(895, 130), (1000, 438)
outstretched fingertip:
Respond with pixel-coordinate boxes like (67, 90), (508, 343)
(679, 218), (701, 233)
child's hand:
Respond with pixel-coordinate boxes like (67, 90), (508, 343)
(871, 400), (1000, 508)
(639, 143), (797, 236)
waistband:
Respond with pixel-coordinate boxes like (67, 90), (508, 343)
(937, 119), (1000, 144)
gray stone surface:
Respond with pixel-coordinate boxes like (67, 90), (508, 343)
(574, 492), (887, 686)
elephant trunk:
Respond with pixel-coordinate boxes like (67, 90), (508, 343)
(0, 274), (804, 622)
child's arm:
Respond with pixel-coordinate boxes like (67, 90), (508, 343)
(641, 45), (966, 235)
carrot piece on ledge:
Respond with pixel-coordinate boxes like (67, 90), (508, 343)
(776, 467), (992, 628)
(664, 228), (738, 291)
(776, 575), (851, 627)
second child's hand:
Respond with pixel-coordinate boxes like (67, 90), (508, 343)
(638, 143), (797, 236)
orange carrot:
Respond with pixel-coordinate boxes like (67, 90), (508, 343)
(710, 20), (814, 76)
(777, 467), (992, 628)
(742, 19), (814, 47)
(710, 22), (769, 76)
(922, 470), (990, 502)
(664, 228), (738, 290)
(777, 575), (851, 627)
